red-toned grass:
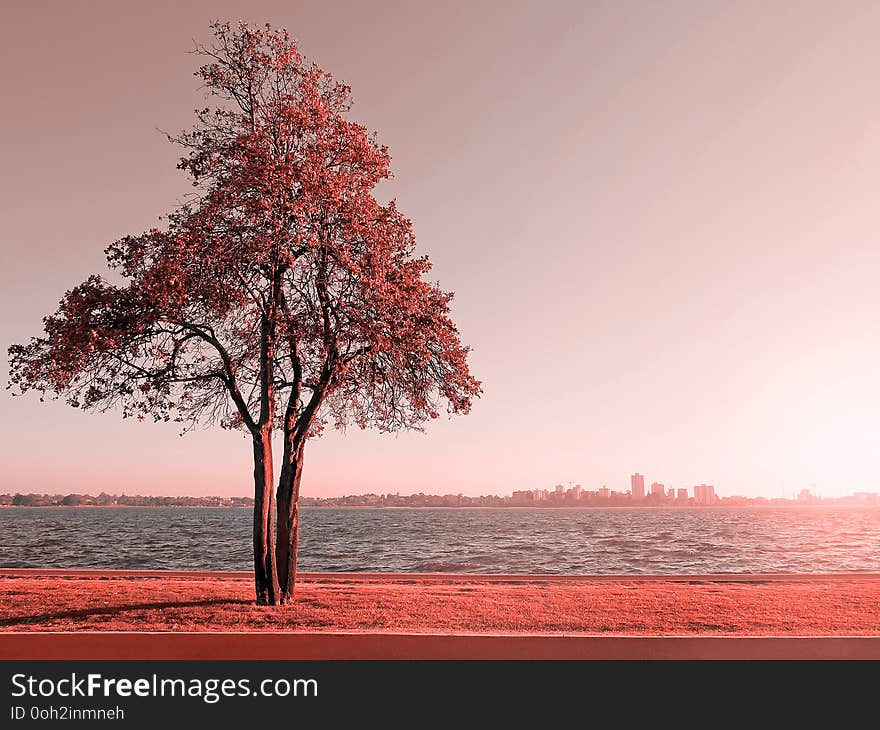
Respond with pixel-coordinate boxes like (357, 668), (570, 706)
(1, 574), (878, 635)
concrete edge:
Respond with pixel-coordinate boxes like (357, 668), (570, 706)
(2, 633), (879, 660)
(3, 569), (880, 584)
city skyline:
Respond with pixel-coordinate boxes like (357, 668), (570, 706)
(4, 481), (877, 508)
(2, 471), (874, 504)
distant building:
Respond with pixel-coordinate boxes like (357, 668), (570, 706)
(598, 486), (610, 499)
(851, 492), (880, 505)
(631, 473), (645, 500)
(650, 482), (665, 498)
(694, 484), (715, 505)
(676, 488), (689, 501)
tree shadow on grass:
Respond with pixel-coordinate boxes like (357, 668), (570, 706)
(0, 598), (252, 627)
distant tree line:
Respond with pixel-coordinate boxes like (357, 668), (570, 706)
(0, 493), (254, 507)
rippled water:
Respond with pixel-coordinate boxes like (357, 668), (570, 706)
(1, 507), (879, 574)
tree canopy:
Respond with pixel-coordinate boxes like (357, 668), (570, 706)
(9, 21), (480, 444)
(8, 21), (480, 605)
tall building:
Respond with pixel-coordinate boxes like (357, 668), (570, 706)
(676, 488), (689, 501)
(511, 490), (534, 505)
(631, 473), (645, 500)
(694, 484), (715, 505)
(650, 482), (665, 497)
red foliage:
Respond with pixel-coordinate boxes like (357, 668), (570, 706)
(10, 21), (480, 434)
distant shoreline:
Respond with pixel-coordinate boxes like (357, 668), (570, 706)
(4, 489), (876, 510)
(1, 503), (877, 510)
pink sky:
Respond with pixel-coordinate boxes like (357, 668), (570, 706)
(2, 1), (880, 498)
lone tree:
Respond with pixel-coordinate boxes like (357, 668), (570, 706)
(7, 22), (480, 606)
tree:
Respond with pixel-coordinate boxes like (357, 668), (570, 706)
(7, 22), (481, 606)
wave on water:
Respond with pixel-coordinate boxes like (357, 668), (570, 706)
(1, 506), (879, 574)
(411, 561), (486, 572)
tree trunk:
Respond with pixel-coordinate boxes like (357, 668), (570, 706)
(276, 439), (305, 603)
(253, 429), (280, 605)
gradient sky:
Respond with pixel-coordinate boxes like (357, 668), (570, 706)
(2, 1), (880, 498)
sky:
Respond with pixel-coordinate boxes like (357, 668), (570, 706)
(2, 1), (880, 499)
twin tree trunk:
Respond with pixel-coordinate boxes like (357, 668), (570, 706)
(252, 429), (305, 606)
(276, 438), (305, 604)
